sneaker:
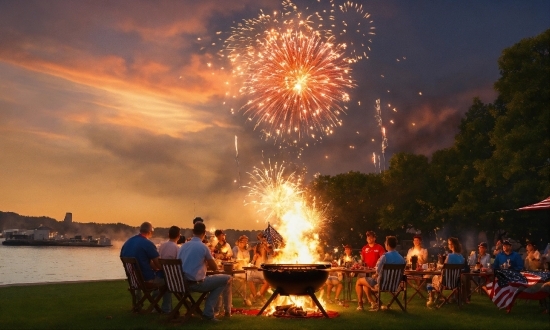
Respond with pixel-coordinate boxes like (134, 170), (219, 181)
(380, 305), (388, 311)
(356, 304), (364, 311)
(369, 303), (379, 311)
(224, 312), (232, 318)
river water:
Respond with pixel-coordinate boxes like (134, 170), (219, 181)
(0, 239), (126, 286)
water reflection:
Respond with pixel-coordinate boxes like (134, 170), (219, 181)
(0, 239), (125, 285)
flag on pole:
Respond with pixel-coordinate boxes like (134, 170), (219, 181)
(264, 223), (284, 249)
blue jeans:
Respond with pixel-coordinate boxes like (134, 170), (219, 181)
(189, 274), (232, 319)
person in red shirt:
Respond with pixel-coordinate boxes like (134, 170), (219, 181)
(355, 231), (385, 311)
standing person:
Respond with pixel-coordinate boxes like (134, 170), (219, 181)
(524, 242), (541, 271)
(364, 236), (405, 311)
(158, 226), (181, 314)
(493, 240), (524, 271)
(177, 222), (232, 322)
(213, 229), (233, 260)
(430, 237), (465, 302)
(355, 231), (385, 311)
(406, 235), (429, 265)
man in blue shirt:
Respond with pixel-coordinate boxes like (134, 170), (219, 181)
(364, 236), (405, 311)
(120, 222), (163, 284)
(178, 221), (232, 322)
(493, 240), (524, 271)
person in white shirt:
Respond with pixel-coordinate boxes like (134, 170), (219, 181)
(467, 242), (491, 267)
(524, 242), (542, 270)
(158, 226), (181, 313)
(406, 235), (428, 266)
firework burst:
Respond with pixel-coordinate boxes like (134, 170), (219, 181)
(242, 30), (354, 141)
(222, 0), (374, 143)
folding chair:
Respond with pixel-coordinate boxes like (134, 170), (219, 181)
(159, 258), (208, 320)
(435, 264), (462, 308)
(375, 264), (407, 311)
(120, 257), (165, 313)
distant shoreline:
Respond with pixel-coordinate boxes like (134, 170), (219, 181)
(0, 278), (125, 288)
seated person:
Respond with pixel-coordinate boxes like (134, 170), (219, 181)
(406, 235), (428, 266)
(339, 244), (357, 268)
(468, 242), (491, 268)
(364, 236), (405, 311)
(524, 242), (542, 271)
(430, 237), (465, 299)
(247, 232), (270, 303)
(177, 222), (232, 321)
(493, 240), (524, 271)
(120, 221), (164, 286)
(355, 231), (385, 311)
(213, 229), (233, 260)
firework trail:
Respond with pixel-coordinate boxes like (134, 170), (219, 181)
(234, 135), (241, 186)
(223, 0), (374, 143)
(373, 98), (388, 172)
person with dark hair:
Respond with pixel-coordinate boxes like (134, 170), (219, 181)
(430, 237), (465, 301)
(248, 232), (270, 304)
(213, 229), (233, 260)
(493, 240), (523, 271)
(355, 231), (385, 311)
(363, 236), (405, 311)
(177, 222), (232, 322)
(158, 225), (181, 313)
(193, 216), (204, 225)
(406, 235), (428, 265)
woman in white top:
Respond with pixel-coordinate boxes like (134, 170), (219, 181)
(406, 235), (429, 265)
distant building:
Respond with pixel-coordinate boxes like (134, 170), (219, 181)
(63, 212), (72, 224)
(34, 226), (55, 240)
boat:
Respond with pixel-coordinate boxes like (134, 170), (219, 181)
(2, 234), (112, 247)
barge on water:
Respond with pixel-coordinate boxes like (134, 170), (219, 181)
(2, 227), (112, 247)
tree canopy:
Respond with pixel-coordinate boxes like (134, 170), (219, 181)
(307, 29), (550, 251)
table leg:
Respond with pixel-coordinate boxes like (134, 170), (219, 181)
(407, 277), (427, 303)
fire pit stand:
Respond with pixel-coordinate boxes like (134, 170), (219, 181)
(257, 263), (331, 318)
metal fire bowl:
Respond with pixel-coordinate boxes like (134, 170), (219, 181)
(260, 263), (331, 295)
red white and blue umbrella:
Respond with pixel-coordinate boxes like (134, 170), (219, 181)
(517, 196), (550, 211)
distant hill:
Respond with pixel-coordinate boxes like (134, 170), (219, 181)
(0, 211), (259, 245)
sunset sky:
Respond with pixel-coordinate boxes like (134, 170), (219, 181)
(1, 0), (548, 230)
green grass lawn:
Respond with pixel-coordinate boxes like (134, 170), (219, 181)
(0, 280), (548, 329)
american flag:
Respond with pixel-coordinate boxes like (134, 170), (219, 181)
(264, 223), (284, 249)
(485, 269), (550, 309)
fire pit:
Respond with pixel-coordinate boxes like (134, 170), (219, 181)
(257, 263), (331, 318)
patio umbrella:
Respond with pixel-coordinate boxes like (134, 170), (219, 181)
(517, 196), (550, 211)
